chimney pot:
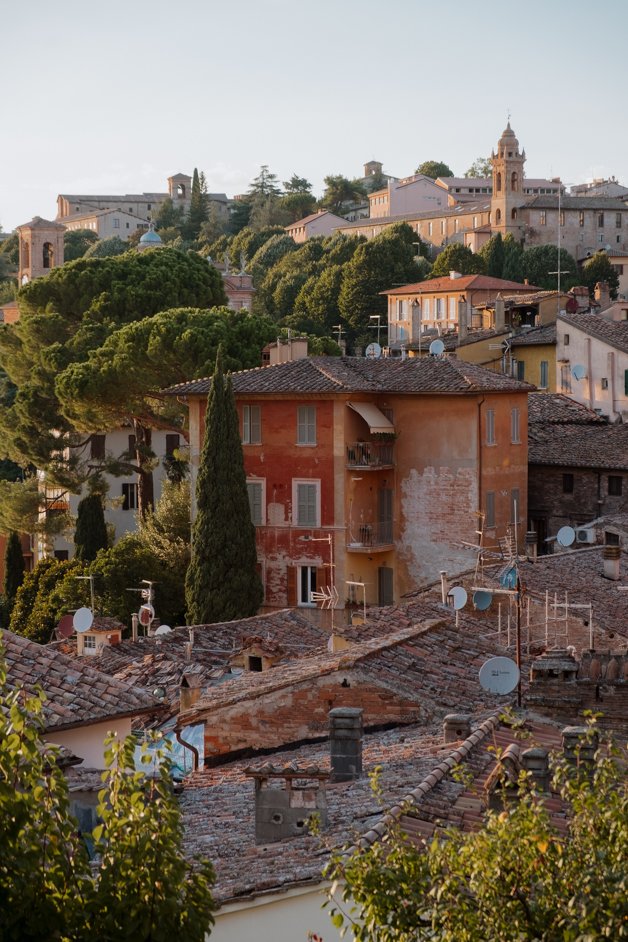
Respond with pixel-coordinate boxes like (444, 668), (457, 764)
(525, 531), (538, 559)
(329, 707), (363, 782)
(562, 726), (598, 768)
(444, 714), (471, 742)
(521, 747), (550, 792)
(602, 545), (621, 581)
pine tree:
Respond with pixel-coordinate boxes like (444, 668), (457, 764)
(3, 530), (25, 613)
(74, 493), (108, 561)
(185, 348), (263, 624)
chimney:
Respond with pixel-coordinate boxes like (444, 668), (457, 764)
(247, 766), (329, 844)
(594, 281), (610, 310)
(525, 530), (537, 559)
(439, 570), (449, 604)
(494, 297), (506, 331)
(458, 299), (468, 342)
(521, 747), (550, 792)
(449, 270), (462, 280)
(443, 714), (471, 743)
(602, 545), (621, 581)
(185, 641), (193, 663)
(179, 672), (202, 712)
(562, 726), (598, 770)
(329, 707), (363, 782)
(131, 613), (139, 642)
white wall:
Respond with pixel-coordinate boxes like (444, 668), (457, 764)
(556, 324), (628, 420)
(211, 883), (339, 942)
(45, 717), (133, 768)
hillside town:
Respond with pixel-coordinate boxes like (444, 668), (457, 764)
(1, 121), (626, 940)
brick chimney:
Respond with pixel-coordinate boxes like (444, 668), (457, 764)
(602, 545), (621, 581)
(329, 707), (363, 782)
(179, 671), (202, 712)
(562, 726), (599, 770)
(525, 530), (538, 559)
(246, 765), (329, 844)
(494, 296), (506, 331)
(521, 747), (550, 792)
(594, 281), (610, 311)
(443, 713), (471, 743)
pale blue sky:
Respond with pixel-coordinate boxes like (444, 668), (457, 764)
(2, 0), (627, 231)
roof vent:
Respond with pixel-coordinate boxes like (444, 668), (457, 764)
(443, 713), (471, 743)
(246, 765), (329, 844)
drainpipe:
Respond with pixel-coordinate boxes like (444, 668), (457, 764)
(477, 396), (485, 528)
(175, 728), (199, 773)
(586, 337), (593, 409)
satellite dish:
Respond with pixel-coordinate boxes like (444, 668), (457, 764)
(448, 586), (468, 610)
(73, 607), (94, 634)
(479, 656), (520, 694)
(473, 590), (493, 611)
(365, 342), (382, 359)
(572, 364), (586, 380)
(154, 624), (171, 636)
(429, 338), (445, 356)
(139, 604), (155, 626)
(56, 614), (74, 639)
(557, 525), (576, 548)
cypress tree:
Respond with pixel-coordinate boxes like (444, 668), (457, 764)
(186, 168), (208, 240)
(74, 493), (108, 561)
(4, 530), (25, 610)
(185, 348), (263, 624)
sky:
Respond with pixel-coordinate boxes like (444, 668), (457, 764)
(2, 0), (628, 231)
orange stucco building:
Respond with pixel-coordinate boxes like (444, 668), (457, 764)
(171, 356), (530, 620)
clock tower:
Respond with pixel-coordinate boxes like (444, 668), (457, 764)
(490, 123), (526, 239)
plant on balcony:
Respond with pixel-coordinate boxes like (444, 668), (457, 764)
(371, 431), (397, 443)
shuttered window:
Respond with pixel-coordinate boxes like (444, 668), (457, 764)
(296, 482), (319, 527)
(297, 405), (316, 445)
(243, 405), (261, 444)
(247, 481), (264, 525)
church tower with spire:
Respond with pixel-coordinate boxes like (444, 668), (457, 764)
(490, 123), (526, 239)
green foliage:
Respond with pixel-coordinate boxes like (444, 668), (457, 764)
(521, 244), (578, 291)
(84, 235), (129, 258)
(64, 228), (99, 261)
(186, 349), (263, 624)
(137, 479), (191, 571)
(154, 196), (185, 232)
(581, 251), (620, 300)
(294, 264), (345, 331)
(502, 233), (525, 282)
(3, 532), (25, 613)
(431, 243), (486, 277)
(0, 654), (215, 940)
(464, 157), (492, 178)
(0, 477), (44, 535)
(0, 279), (17, 303)
(0, 233), (19, 269)
(327, 725), (627, 941)
(478, 233), (505, 277)
(185, 167), (209, 240)
(249, 232), (299, 284)
(9, 558), (85, 643)
(320, 175), (367, 215)
(74, 492), (108, 561)
(415, 160), (454, 179)
(229, 225), (285, 270)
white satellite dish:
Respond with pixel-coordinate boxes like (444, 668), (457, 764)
(448, 586), (468, 610)
(154, 624), (171, 636)
(473, 590), (493, 611)
(572, 364), (586, 381)
(429, 338), (445, 356)
(139, 603), (155, 626)
(557, 525), (576, 548)
(73, 607), (94, 634)
(479, 656), (520, 694)
(365, 342), (382, 359)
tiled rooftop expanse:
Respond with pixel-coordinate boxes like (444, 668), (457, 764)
(528, 422), (628, 470)
(528, 392), (607, 424)
(558, 311), (628, 354)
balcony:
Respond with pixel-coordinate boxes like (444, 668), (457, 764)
(347, 520), (394, 553)
(346, 441), (394, 469)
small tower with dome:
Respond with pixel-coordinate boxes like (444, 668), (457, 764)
(490, 123), (526, 239)
(137, 223), (163, 252)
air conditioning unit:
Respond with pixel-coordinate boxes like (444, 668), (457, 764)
(576, 527), (596, 544)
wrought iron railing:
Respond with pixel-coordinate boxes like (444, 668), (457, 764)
(346, 442), (394, 468)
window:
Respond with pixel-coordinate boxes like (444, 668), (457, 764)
(485, 491), (495, 528)
(562, 473), (574, 494)
(605, 531), (620, 546)
(113, 218), (120, 228)
(449, 297), (456, 320)
(486, 409), (495, 445)
(511, 208), (518, 221)
(496, 172), (502, 192)
(423, 298), (430, 318)
(560, 364), (572, 393)
(297, 405), (316, 445)
(598, 212), (604, 228)
(298, 566), (317, 606)
(396, 299), (404, 319)
(511, 171), (518, 191)
(559, 210), (565, 227)
(247, 480), (265, 526)
(540, 211), (547, 226)
(165, 433), (180, 457)
(540, 360), (549, 389)
(516, 361), (525, 381)
(428, 222), (433, 237)
(616, 213), (622, 228)
(440, 220), (445, 234)
(579, 211), (585, 227)
(608, 475), (623, 497)
(294, 480), (320, 527)
(510, 488), (520, 524)
(511, 407), (521, 443)
(435, 298), (444, 319)
(242, 404), (261, 444)
(122, 482), (138, 511)
(625, 368), (628, 396)
(496, 209), (502, 224)
(564, 333), (570, 345)
(126, 222), (130, 229)
(128, 434), (136, 455)
(54, 550), (69, 561)
(90, 434), (106, 460)
(83, 635), (96, 650)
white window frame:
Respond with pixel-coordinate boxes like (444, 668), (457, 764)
(486, 409), (496, 445)
(246, 479), (265, 526)
(298, 565), (317, 607)
(293, 479), (320, 528)
(83, 634), (96, 650)
(122, 482), (138, 511)
(297, 405), (316, 446)
(511, 408), (521, 444)
(449, 297), (456, 320)
(423, 298), (430, 318)
(242, 404), (261, 444)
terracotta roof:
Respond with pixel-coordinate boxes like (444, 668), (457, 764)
(510, 324), (557, 346)
(1, 630), (159, 731)
(164, 355), (533, 398)
(529, 422), (628, 471)
(528, 392), (607, 425)
(526, 195), (628, 210)
(285, 211), (347, 229)
(16, 216), (65, 231)
(337, 202), (492, 230)
(382, 275), (539, 297)
(558, 312), (628, 354)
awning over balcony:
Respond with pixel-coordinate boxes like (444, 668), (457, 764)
(347, 401), (395, 434)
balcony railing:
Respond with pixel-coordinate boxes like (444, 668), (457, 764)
(347, 520), (394, 550)
(346, 441), (394, 468)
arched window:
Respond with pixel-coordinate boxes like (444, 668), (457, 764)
(511, 208), (518, 220)
(22, 240), (30, 269)
(176, 183), (186, 199)
(496, 209), (502, 224)
(511, 171), (518, 191)
(42, 242), (54, 269)
(496, 172), (502, 192)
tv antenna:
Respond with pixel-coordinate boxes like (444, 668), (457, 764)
(332, 324), (345, 346)
(75, 574), (96, 613)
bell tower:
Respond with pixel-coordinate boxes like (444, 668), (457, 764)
(16, 216), (65, 286)
(490, 123), (526, 239)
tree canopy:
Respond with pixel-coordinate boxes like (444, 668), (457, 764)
(415, 160), (454, 179)
(431, 243), (486, 277)
(464, 157), (492, 178)
(63, 228), (99, 261)
(580, 251), (620, 300)
(521, 244), (578, 291)
(320, 175), (367, 215)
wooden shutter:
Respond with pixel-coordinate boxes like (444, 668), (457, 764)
(286, 565), (297, 607)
